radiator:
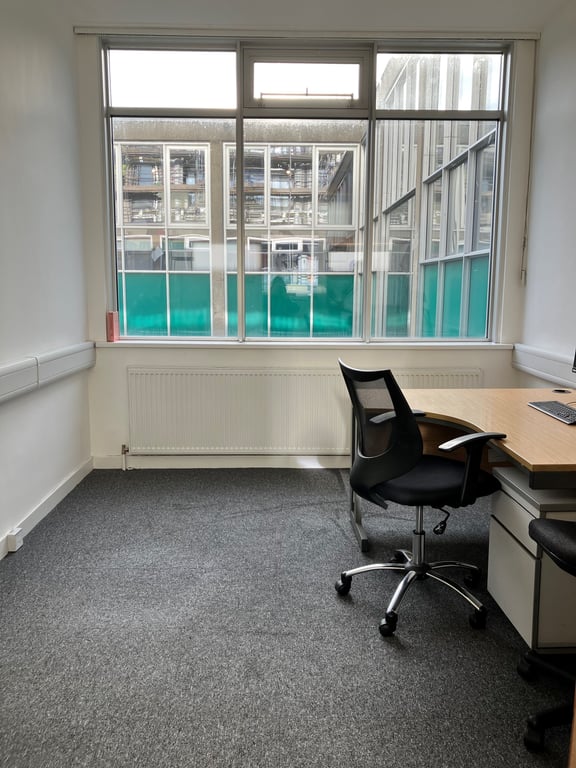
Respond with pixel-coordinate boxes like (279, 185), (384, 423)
(127, 366), (483, 455)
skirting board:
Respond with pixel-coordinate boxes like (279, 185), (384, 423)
(0, 459), (93, 561)
(93, 454), (350, 470)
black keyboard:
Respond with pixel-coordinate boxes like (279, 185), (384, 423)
(528, 400), (576, 425)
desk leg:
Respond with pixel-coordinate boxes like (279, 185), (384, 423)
(570, 683), (576, 768)
(349, 411), (369, 552)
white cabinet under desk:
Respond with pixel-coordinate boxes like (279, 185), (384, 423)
(488, 466), (576, 652)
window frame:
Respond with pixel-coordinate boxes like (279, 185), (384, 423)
(98, 35), (516, 344)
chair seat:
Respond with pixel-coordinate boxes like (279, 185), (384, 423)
(366, 454), (501, 508)
(528, 519), (576, 577)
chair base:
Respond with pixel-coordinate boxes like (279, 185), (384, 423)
(335, 506), (486, 637)
(518, 650), (576, 752)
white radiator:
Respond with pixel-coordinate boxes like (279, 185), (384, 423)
(127, 366), (482, 455)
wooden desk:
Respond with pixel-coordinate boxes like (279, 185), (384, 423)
(348, 387), (576, 650)
(404, 388), (576, 488)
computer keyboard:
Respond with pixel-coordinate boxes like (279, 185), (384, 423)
(528, 400), (576, 424)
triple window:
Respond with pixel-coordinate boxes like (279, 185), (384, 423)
(105, 42), (506, 340)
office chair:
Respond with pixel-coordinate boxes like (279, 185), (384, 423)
(517, 519), (576, 752)
(335, 361), (506, 637)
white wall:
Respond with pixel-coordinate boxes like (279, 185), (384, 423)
(517, 0), (576, 384)
(1, 0), (573, 553)
(0, 8), (92, 557)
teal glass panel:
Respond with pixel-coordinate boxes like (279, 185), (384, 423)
(386, 275), (410, 336)
(227, 274), (237, 336)
(245, 274), (268, 336)
(125, 273), (167, 335)
(117, 274), (125, 335)
(442, 260), (463, 337)
(270, 276), (310, 337)
(169, 274), (211, 336)
(467, 255), (489, 337)
(421, 264), (438, 336)
(312, 275), (354, 337)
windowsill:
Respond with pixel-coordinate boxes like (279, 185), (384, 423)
(95, 339), (514, 351)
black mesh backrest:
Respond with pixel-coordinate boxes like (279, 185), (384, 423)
(339, 361), (423, 497)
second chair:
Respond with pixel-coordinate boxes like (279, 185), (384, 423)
(335, 361), (506, 637)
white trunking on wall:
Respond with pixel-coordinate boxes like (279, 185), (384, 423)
(488, 466), (576, 651)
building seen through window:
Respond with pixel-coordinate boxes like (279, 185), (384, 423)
(107, 45), (504, 340)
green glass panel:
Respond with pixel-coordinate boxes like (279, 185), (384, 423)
(227, 274), (238, 336)
(421, 264), (438, 336)
(169, 274), (211, 335)
(442, 261), (463, 337)
(117, 274), (125, 335)
(270, 276), (310, 337)
(125, 273), (167, 335)
(467, 255), (489, 337)
(312, 275), (354, 337)
(245, 274), (268, 336)
(386, 275), (410, 337)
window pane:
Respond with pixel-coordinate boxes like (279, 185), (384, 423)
(112, 117), (235, 338)
(240, 119), (365, 339)
(442, 260), (463, 336)
(253, 62), (359, 101)
(426, 178), (442, 259)
(447, 161), (468, 255)
(473, 139), (496, 250)
(108, 50), (236, 109)
(376, 53), (502, 111)
(421, 263), (438, 336)
(124, 273), (167, 335)
(467, 255), (489, 337)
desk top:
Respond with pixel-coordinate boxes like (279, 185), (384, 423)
(404, 388), (576, 475)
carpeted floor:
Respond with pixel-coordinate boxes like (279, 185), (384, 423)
(0, 468), (572, 767)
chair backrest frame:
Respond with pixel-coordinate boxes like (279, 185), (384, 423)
(339, 360), (423, 498)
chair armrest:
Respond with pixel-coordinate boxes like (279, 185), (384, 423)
(438, 431), (506, 452)
(370, 409), (425, 425)
(438, 431), (506, 506)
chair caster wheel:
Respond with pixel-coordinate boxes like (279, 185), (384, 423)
(335, 574), (352, 596)
(464, 569), (481, 588)
(379, 611), (398, 637)
(517, 655), (536, 682)
(469, 606), (487, 629)
(523, 724), (545, 752)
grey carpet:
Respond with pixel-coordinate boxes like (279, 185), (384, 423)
(0, 468), (572, 768)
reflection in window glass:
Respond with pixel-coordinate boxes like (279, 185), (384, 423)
(376, 53), (502, 111)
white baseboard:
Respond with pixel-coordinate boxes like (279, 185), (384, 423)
(93, 454), (350, 470)
(0, 458), (93, 561)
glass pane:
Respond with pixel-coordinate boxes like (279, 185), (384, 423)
(120, 145), (164, 225)
(109, 50), (236, 109)
(318, 149), (354, 226)
(371, 197), (414, 337)
(426, 178), (442, 259)
(240, 119), (365, 338)
(473, 140), (496, 250)
(112, 117), (235, 338)
(376, 53), (502, 111)
(253, 62), (359, 101)
(467, 255), (489, 337)
(386, 275), (410, 336)
(447, 161), (468, 255)
(169, 274), (211, 335)
(125, 273), (167, 335)
(168, 147), (207, 225)
(442, 260), (463, 336)
(165, 231), (210, 272)
(421, 263), (438, 336)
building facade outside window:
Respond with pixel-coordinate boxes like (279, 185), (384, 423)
(105, 43), (506, 341)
